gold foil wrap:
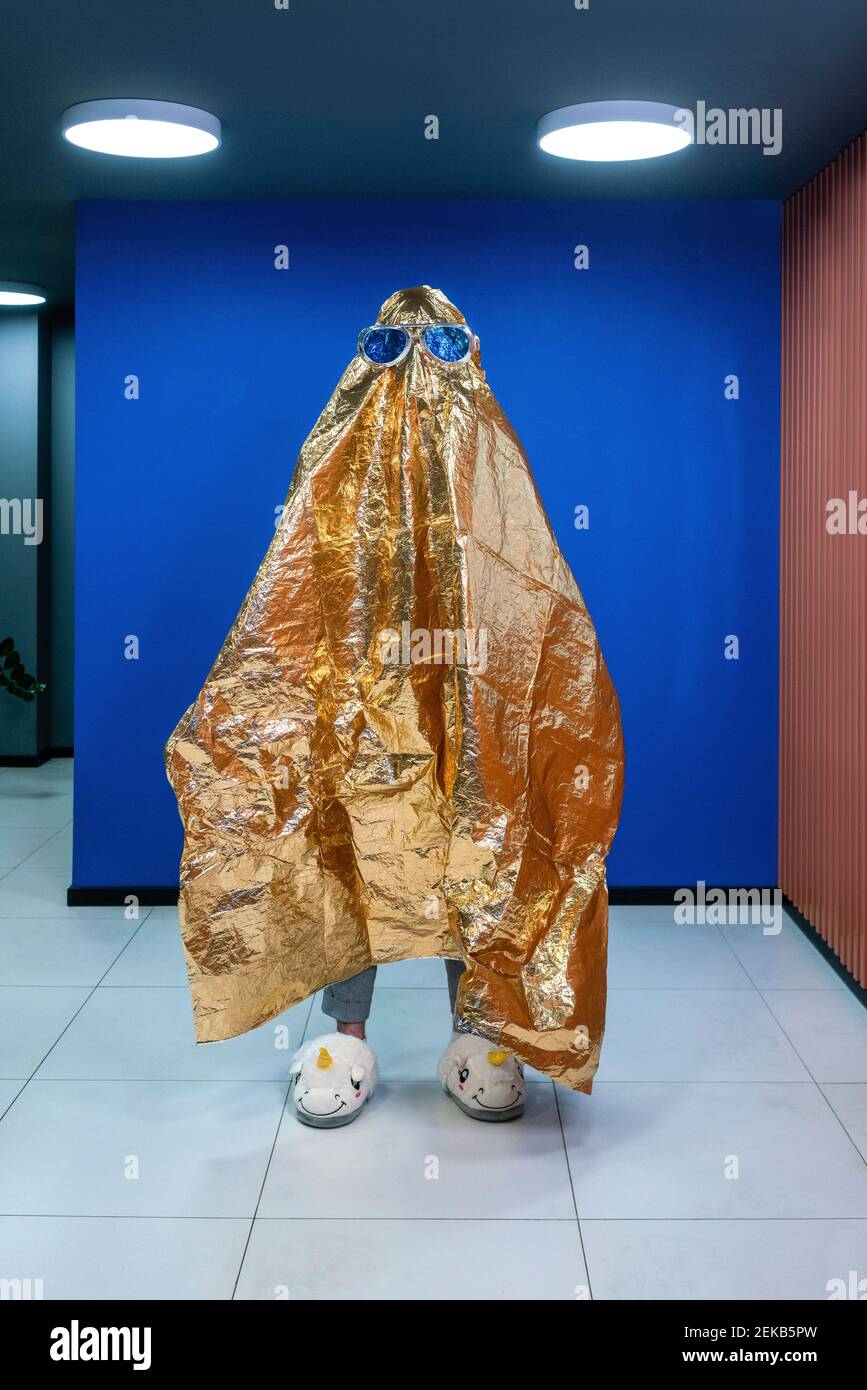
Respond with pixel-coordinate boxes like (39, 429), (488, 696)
(165, 287), (624, 1091)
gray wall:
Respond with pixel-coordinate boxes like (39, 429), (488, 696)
(0, 311), (72, 759)
(50, 319), (74, 748)
(0, 314), (47, 757)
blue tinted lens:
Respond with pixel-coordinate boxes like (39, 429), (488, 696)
(422, 325), (472, 362)
(362, 327), (409, 364)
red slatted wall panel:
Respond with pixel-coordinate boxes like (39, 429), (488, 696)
(780, 132), (867, 987)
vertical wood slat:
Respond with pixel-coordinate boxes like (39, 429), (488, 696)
(780, 132), (867, 987)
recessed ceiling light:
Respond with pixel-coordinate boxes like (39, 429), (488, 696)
(0, 282), (47, 307)
(61, 99), (221, 158)
(538, 101), (691, 162)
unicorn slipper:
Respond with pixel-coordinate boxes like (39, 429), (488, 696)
(289, 1033), (378, 1128)
(437, 1033), (525, 1122)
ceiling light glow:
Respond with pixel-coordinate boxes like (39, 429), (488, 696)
(0, 282), (47, 307)
(537, 101), (691, 162)
(61, 99), (221, 158)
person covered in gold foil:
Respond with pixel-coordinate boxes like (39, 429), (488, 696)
(165, 286), (624, 1130)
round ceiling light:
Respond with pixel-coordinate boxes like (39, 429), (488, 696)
(61, 99), (221, 158)
(537, 100), (691, 162)
(0, 282), (47, 307)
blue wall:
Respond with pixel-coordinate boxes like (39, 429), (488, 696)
(74, 199), (780, 889)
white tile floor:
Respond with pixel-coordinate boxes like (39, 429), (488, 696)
(0, 759), (865, 1300)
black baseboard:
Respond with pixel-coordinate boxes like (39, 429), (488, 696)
(608, 885), (778, 905)
(0, 747), (73, 766)
(67, 886), (179, 907)
(79, 884), (717, 909)
(781, 896), (867, 1006)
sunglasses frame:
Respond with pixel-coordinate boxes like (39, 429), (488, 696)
(358, 321), (478, 367)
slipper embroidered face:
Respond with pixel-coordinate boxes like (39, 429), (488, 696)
(289, 1034), (377, 1121)
(439, 1036), (525, 1115)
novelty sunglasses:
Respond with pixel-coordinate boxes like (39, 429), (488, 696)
(358, 321), (477, 367)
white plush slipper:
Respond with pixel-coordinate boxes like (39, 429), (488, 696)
(437, 1033), (525, 1121)
(289, 1032), (378, 1128)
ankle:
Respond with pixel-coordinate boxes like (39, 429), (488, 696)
(337, 1020), (366, 1040)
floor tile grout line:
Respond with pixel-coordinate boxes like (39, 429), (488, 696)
(711, 919), (778, 993)
(1, 1212), (865, 1222)
(712, 912), (846, 994)
(749, 985), (867, 1173)
(7, 820), (73, 874)
(0, 905), (155, 1119)
(552, 1081), (593, 1299)
(230, 992), (317, 1299)
(0, 982), (855, 996)
(749, 986), (843, 1085)
(706, 920), (759, 989)
(0, 836), (53, 884)
(605, 985), (845, 991)
(0, 1213), (596, 1222)
(566, 1215), (867, 1223)
(751, 986), (864, 992)
(229, 1093), (291, 1301)
(814, 1080), (867, 1164)
(0, 1079), (27, 1124)
(713, 921), (856, 1097)
(0, 829), (71, 843)
(0, 790), (72, 895)
(1, 1077), (306, 1085)
(235, 1214), (867, 1223)
(2, 1077), (848, 1087)
(591, 1073), (867, 1090)
(0, 980), (852, 992)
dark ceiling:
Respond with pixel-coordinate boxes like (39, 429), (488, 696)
(2, 0), (866, 307)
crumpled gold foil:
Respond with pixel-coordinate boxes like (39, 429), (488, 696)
(165, 287), (624, 1091)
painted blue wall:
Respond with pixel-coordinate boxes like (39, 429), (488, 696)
(74, 199), (780, 889)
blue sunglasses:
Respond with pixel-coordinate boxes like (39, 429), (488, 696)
(358, 322), (476, 367)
